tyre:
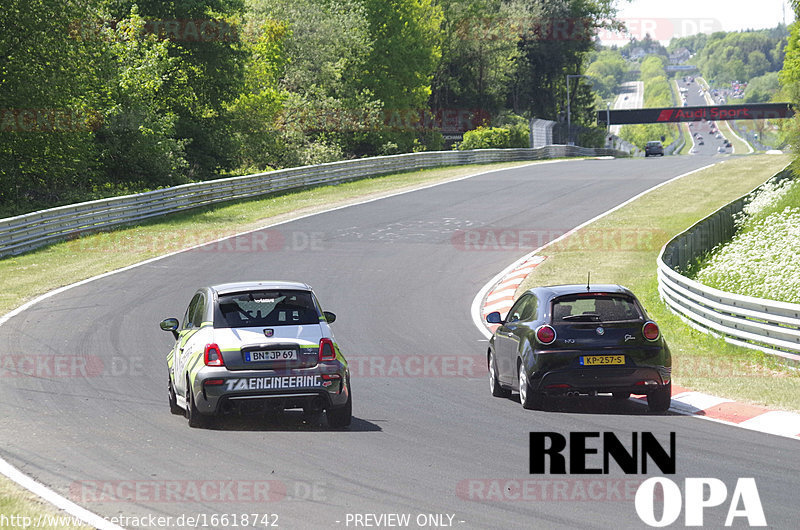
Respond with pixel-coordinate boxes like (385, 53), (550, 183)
(489, 350), (511, 398)
(647, 383), (672, 413)
(168, 373), (182, 415)
(186, 381), (210, 428)
(518, 363), (543, 410)
(327, 381), (352, 428)
(612, 392), (631, 400)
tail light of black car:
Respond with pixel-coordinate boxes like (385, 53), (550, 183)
(643, 321), (660, 341)
(536, 324), (557, 345)
(204, 343), (225, 366)
(319, 338), (336, 361)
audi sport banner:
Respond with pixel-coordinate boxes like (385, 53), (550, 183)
(597, 103), (794, 125)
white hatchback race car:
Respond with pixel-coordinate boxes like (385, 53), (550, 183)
(161, 281), (351, 428)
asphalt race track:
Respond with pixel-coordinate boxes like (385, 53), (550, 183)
(2, 156), (798, 529)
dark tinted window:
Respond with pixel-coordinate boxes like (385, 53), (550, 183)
(183, 293), (203, 330)
(551, 294), (641, 323)
(508, 295), (537, 322)
(215, 290), (321, 328)
(191, 293), (206, 328)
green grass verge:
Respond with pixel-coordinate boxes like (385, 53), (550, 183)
(0, 478), (92, 529)
(516, 153), (800, 411)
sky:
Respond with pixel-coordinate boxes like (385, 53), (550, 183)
(599, 0), (795, 45)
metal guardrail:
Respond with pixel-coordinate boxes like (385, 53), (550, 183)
(657, 167), (800, 360)
(0, 146), (627, 257)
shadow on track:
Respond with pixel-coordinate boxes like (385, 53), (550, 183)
(502, 393), (676, 416)
(199, 412), (382, 432)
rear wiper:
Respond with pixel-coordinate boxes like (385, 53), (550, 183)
(561, 314), (601, 322)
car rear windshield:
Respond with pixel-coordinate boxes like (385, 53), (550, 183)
(551, 294), (642, 323)
(215, 290), (321, 328)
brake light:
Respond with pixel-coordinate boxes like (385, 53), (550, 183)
(536, 325), (557, 345)
(643, 321), (660, 341)
(204, 379), (224, 386)
(318, 338), (336, 361)
(204, 343), (224, 366)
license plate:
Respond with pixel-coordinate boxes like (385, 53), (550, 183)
(581, 355), (625, 366)
(245, 349), (297, 362)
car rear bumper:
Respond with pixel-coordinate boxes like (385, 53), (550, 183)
(191, 365), (349, 415)
(531, 366), (669, 395)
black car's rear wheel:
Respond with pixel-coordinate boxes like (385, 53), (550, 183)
(327, 381), (352, 428)
(519, 363), (543, 410)
(647, 383), (672, 413)
(489, 350), (511, 398)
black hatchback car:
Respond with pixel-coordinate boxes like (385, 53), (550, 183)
(486, 284), (671, 412)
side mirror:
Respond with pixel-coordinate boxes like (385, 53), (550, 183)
(160, 318), (179, 340)
(486, 311), (503, 324)
(323, 311), (336, 324)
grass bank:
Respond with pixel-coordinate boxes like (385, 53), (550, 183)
(517, 154), (800, 411)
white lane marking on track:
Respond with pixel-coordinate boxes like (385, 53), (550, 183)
(0, 457), (123, 530)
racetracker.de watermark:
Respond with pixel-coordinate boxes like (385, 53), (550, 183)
(456, 478), (648, 502)
(1, 108), (102, 133)
(70, 479), (326, 503)
(451, 228), (668, 252)
(453, 16), (722, 44)
(276, 107), (489, 133)
(0, 355), (143, 378)
(347, 355), (484, 378)
(70, 18), (239, 42)
(65, 229), (326, 254)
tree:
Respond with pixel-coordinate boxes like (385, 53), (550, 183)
(510, 0), (620, 123)
(743, 72), (780, 103)
(0, 0), (104, 212)
(107, 0), (248, 178)
(779, 13), (800, 151)
(359, 0), (443, 111)
(94, 9), (190, 188)
(431, 0), (521, 114)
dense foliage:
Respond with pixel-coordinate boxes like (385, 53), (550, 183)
(1, 0), (621, 216)
(694, 28), (788, 84)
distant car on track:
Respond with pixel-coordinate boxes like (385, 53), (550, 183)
(485, 284), (672, 412)
(644, 141), (664, 157)
(161, 281), (352, 428)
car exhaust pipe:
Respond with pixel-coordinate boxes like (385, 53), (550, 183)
(565, 390), (580, 397)
(310, 397), (324, 414)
